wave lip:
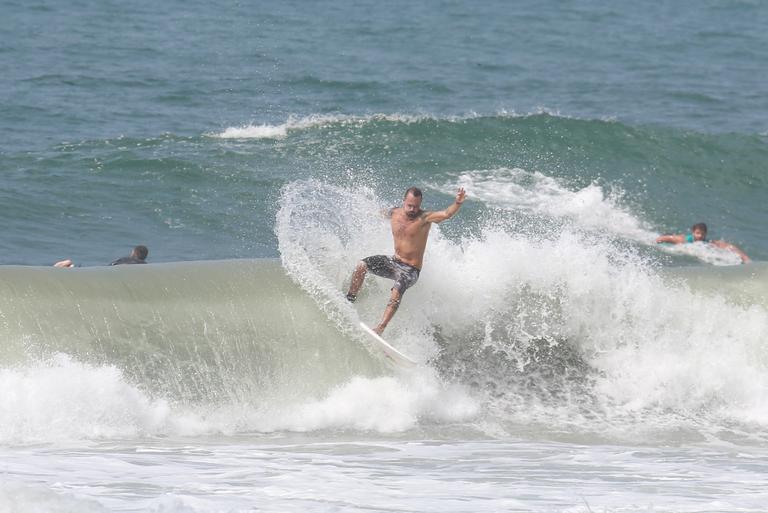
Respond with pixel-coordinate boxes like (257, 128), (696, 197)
(211, 113), (433, 140)
(209, 109), (587, 140)
(216, 124), (290, 139)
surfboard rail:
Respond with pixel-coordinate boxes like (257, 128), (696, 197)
(358, 322), (417, 368)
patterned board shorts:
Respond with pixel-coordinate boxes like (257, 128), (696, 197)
(363, 255), (420, 294)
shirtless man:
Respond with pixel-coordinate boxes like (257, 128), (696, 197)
(346, 186), (466, 334)
(656, 222), (750, 263)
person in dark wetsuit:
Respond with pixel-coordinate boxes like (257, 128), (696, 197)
(346, 186), (466, 335)
(110, 245), (149, 265)
(656, 222), (750, 263)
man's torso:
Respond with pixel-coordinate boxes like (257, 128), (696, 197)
(390, 208), (432, 269)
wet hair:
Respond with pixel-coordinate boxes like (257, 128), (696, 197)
(691, 223), (708, 234)
(132, 245), (149, 260)
(404, 187), (422, 199)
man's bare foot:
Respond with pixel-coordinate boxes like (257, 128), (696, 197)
(373, 325), (385, 336)
(53, 259), (74, 268)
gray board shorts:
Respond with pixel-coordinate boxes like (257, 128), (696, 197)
(363, 255), (420, 294)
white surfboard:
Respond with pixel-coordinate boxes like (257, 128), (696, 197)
(359, 322), (417, 368)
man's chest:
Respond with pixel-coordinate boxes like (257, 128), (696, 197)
(391, 216), (430, 239)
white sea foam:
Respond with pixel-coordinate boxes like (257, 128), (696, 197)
(263, 372), (478, 433)
(419, 221), (768, 439)
(276, 179), (768, 441)
(0, 354), (172, 444)
(0, 352), (478, 444)
(452, 167), (657, 243)
(448, 167), (751, 267)
(436, 234), (768, 440)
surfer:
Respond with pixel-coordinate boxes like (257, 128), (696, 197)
(52, 245), (150, 267)
(656, 222), (750, 263)
(110, 245), (149, 265)
(346, 186), (466, 334)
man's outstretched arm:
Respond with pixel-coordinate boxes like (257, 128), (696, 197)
(425, 188), (466, 224)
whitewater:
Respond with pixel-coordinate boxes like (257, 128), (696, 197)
(2, 176), (768, 511)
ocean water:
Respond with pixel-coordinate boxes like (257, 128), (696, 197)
(2, 0), (768, 511)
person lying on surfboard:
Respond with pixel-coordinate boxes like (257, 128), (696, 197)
(656, 222), (751, 263)
(346, 186), (466, 334)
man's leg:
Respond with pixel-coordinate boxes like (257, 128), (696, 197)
(346, 261), (367, 302)
(374, 287), (402, 335)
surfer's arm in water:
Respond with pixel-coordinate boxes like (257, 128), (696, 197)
(655, 234), (685, 244)
(424, 188), (466, 223)
(710, 240), (751, 264)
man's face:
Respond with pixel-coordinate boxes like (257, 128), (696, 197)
(403, 193), (422, 219)
(692, 228), (707, 241)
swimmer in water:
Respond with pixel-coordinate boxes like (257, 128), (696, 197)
(110, 245), (149, 265)
(656, 222), (750, 263)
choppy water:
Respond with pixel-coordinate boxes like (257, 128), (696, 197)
(3, 438), (768, 513)
(2, 0), (768, 511)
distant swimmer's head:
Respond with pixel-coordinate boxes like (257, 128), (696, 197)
(691, 222), (708, 242)
(131, 245), (149, 261)
(403, 187), (423, 219)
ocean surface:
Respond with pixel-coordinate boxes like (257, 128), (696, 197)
(2, 0), (768, 511)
